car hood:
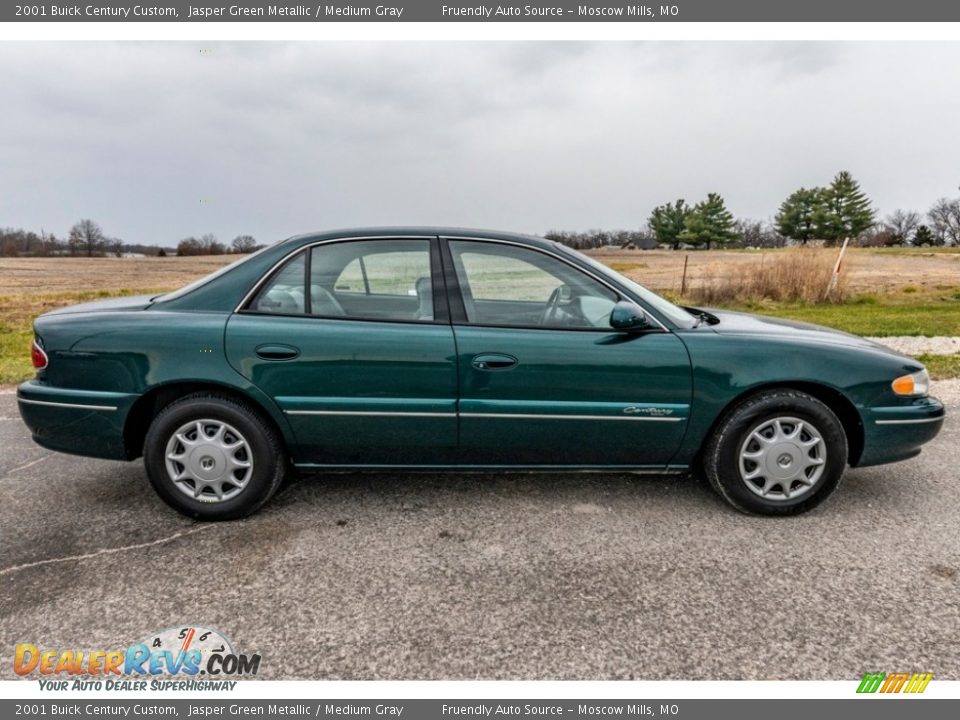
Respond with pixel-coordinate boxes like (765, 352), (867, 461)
(702, 308), (906, 356)
(42, 294), (157, 317)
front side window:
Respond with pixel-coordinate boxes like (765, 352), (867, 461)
(249, 239), (435, 322)
(448, 241), (618, 329)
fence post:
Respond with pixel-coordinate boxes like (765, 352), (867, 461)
(826, 237), (849, 298)
(680, 254), (689, 296)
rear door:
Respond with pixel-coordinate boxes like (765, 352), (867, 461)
(225, 236), (458, 466)
(443, 238), (692, 467)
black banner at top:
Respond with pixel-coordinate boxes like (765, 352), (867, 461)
(4, 0), (960, 22)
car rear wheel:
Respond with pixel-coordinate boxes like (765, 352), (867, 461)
(702, 389), (848, 516)
(143, 393), (286, 520)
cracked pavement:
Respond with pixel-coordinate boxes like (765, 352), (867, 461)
(1, 386), (958, 680)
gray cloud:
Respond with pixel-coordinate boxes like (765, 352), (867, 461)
(0, 42), (958, 246)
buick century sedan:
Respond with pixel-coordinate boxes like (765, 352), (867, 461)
(18, 228), (945, 519)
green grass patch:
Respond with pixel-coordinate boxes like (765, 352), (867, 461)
(712, 296), (960, 337)
(0, 289), (161, 385)
(918, 354), (960, 380)
(607, 261), (647, 273)
(866, 246), (960, 256)
(0, 322), (33, 385)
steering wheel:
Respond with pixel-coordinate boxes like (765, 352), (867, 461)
(540, 285), (565, 326)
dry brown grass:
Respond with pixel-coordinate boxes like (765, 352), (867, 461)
(0, 255), (233, 296)
(0, 256), (233, 384)
(686, 249), (848, 305)
(586, 246), (960, 296)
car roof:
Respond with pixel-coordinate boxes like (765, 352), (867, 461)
(279, 227), (558, 252)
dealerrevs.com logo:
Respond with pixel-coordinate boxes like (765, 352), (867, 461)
(14, 626), (260, 691)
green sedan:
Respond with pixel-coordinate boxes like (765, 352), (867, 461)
(17, 228), (945, 519)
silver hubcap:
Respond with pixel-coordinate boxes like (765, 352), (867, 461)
(738, 416), (825, 501)
(164, 419), (253, 503)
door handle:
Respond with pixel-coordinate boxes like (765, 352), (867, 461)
(255, 344), (300, 361)
(471, 353), (518, 371)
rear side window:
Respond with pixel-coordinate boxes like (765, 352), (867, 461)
(247, 239), (435, 323)
(249, 252), (307, 314)
(334, 251), (431, 297)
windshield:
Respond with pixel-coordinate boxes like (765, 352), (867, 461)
(555, 244), (699, 328)
(152, 245), (272, 303)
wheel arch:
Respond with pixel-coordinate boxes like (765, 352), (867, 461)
(700, 381), (865, 467)
(122, 381), (291, 461)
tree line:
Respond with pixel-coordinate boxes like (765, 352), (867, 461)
(4, 174), (959, 257)
(0, 219), (263, 258)
(549, 171), (960, 250)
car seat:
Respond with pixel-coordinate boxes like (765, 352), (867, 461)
(414, 277), (433, 320)
(310, 284), (346, 316)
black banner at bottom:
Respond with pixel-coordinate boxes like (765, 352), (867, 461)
(1, 699), (957, 720)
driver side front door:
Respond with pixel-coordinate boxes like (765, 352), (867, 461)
(444, 238), (693, 467)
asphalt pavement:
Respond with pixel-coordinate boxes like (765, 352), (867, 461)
(1, 385), (958, 680)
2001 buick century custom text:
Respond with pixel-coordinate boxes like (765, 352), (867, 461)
(18, 228), (945, 519)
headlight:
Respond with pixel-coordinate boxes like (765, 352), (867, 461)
(891, 369), (929, 397)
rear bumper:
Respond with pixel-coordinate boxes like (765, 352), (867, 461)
(17, 380), (138, 460)
(857, 396), (946, 467)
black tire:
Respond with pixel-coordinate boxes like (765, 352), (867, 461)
(702, 389), (848, 516)
(143, 392), (286, 520)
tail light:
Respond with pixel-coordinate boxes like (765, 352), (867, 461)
(31, 338), (48, 371)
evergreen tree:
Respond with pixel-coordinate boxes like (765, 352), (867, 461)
(775, 187), (823, 244)
(648, 199), (691, 250)
(679, 193), (739, 250)
(814, 171), (875, 245)
(913, 225), (937, 247)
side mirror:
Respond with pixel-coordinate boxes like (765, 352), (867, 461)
(609, 301), (652, 332)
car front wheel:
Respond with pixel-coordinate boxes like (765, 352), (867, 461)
(143, 393), (286, 520)
(702, 389), (848, 516)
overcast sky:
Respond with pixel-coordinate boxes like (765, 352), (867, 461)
(1, 42), (958, 247)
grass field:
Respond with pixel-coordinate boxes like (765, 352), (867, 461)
(697, 295), (960, 337)
(0, 248), (958, 384)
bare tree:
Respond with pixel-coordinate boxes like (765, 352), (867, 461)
(200, 233), (226, 255)
(928, 197), (960, 246)
(886, 209), (920, 245)
(177, 233), (227, 256)
(231, 234), (258, 253)
(735, 219), (785, 248)
(177, 236), (200, 256)
(68, 219), (106, 257)
(858, 226), (900, 247)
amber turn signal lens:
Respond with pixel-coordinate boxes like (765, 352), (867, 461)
(891, 375), (915, 395)
(891, 370), (929, 397)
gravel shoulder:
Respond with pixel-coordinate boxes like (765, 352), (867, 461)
(931, 378), (960, 403)
(866, 336), (960, 356)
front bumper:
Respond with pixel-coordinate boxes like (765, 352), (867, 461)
(17, 380), (138, 460)
(857, 396), (946, 467)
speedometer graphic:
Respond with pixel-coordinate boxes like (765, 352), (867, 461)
(139, 625), (235, 675)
